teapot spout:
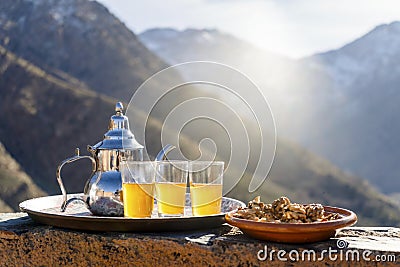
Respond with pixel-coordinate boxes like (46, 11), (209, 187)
(155, 144), (176, 161)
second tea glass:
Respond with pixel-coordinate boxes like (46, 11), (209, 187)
(155, 161), (189, 217)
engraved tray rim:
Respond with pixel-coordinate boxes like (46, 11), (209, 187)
(19, 193), (245, 232)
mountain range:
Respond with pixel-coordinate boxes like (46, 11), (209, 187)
(0, 0), (177, 101)
(302, 22), (400, 195)
(139, 24), (400, 198)
(0, 0), (399, 226)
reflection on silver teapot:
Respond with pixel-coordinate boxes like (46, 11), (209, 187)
(56, 102), (144, 216)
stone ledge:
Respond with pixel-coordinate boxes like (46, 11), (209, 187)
(0, 213), (399, 266)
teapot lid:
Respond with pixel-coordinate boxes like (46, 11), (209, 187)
(92, 102), (144, 150)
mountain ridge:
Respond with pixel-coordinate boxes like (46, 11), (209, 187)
(301, 21), (400, 194)
(0, 0), (173, 100)
(303, 21), (400, 89)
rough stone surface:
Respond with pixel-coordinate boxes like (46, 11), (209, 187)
(0, 213), (399, 266)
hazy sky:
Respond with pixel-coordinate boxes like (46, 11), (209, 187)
(97, 0), (400, 58)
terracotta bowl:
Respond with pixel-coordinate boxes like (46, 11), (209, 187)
(225, 206), (357, 243)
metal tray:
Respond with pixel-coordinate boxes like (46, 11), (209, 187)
(19, 194), (245, 232)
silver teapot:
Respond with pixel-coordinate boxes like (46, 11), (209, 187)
(56, 102), (144, 216)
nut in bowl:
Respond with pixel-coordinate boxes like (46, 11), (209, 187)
(225, 196), (357, 243)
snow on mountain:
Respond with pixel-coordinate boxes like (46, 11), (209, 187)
(0, 0), (170, 101)
(304, 21), (400, 89)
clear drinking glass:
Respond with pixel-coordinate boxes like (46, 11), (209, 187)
(120, 161), (155, 218)
(155, 161), (189, 217)
(189, 161), (224, 216)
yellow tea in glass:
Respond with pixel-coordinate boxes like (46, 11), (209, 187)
(122, 183), (154, 217)
(190, 183), (222, 216)
(120, 161), (156, 218)
(155, 182), (186, 215)
(155, 161), (188, 217)
(189, 161), (224, 216)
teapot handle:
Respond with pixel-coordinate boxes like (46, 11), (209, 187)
(56, 148), (96, 212)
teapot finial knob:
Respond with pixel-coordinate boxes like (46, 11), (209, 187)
(115, 102), (123, 114)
